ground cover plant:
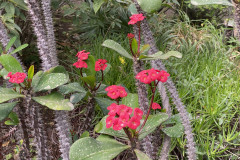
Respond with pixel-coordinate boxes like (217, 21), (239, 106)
(0, 0), (240, 160)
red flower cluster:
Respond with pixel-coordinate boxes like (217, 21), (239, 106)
(95, 59), (107, 71)
(106, 103), (143, 130)
(73, 50), (90, 68)
(128, 14), (145, 25)
(136, 68), (170, 84)
(7, 72), (27, 84)
(152, 102), (161, 110)
(105, 85), (127, 99)
(127, 33), (135, 39)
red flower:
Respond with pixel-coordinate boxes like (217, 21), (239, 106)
(107, 103), (119, 116)
(127, 33), (135, 39)
(7, 72), (27, 84)
(76, 50), (90, 60)
(128, 14), (145, 25)
(95, 59), (107, 71)
(73, 60), (88, 68)
(136, 69), (170, 84)
(106, 116), (115, 128)
(134, 108), (143, 119)
(118, 114), (130, 128)
(112, 118), (123, 130)
(152, 102), (161, 110)
(105, 85), (127, 99)
(128, 116), (141, 130)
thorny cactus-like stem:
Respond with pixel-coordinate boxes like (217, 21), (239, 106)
(233, 0), (240, 42)
(41, 0), (59, 66)
(26, 0), (52, 71)
(132, 1), (196, 159)
(79, 94), (96, 135)
(132, 24), (155, 159)
(55, 111), (71, 160)
(27, 1), (72, 159)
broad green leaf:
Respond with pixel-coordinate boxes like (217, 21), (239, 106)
(94, 116), (127, 139)
(139, 51), (182, 60)
(0, 54), (23, 73)
(70, 93), (87, 104)
(121, 93), (139, 109)
(0, 87), (24, 103)
(0, 68), (9, 78)
(27, 65), (34, 80)
(134, 149), (152, 160)
(81, 76), (96, 88)
(80, 131), (90, 138)
(139, 113), (168, 140)
(191, 0), (233, 6)
(32, 92), (74, 111)
(85, 55), (96, 76)
(93, 0), (105, 13)
(58, 82), (86, 94)
(137, 0), (162, 13)
(33, 73), (69, 92)
(31, 71), (43, 89)
(103, 63), (111, 75)
(5, 36), (16, 52)
(44, 65), (68, 75)
(9, 0), (28, 10)
(70, 136), (129, 160)
(95, 97), (115, 115)
(102, 40), (132, 59)
(140, 44), (150, 53)
(9, 44), (28, 55)
(131, 38), (138, 54)
(0, 102), (18, 121)
(128, 3), (138, 14)
(96, 84), (107, 94)
(4, 112), (19, 125)
(161, 114), (184, 138)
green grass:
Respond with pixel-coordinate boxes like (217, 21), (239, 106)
(60, 17), (240, 159)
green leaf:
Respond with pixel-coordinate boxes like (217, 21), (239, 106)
(32, 92), (74, 111)
(31, 71), (43, 89)
(5, 36), (17, 52)
(0, 87), (24, 103)
(95, 97), (115, 115)
(27, 65), (34, 80)
(131, 38), (138, 54)
(33, 73), (69, 92)
(70, 93), (86, 104)
(140, 44), (150, 53)
(102, 40), (132, 59)
(9, 44), (28, 55)
(70, 136), (130, 160)
(9, 0), (28, 10)
(85, 55), (96, 76)
(134, 149), (152, 160)
(0, 68), (9, 78)
(94, 116), (127, 139)
(121, 93), (139, 109)
(93, 0), (105, 13)
(139, 51), (182, 60)
(0, 102), (18, 121)
(139, 113), (168, 140)
(137, 0), (162, 13)
(191, 0), (233, 6)
(128, 3), (138, 14)
(80, 131), (90, 138)
(81, 76), (96, 88)
(161, 114), (184, 138)
(4, 112), (19, 125)
(103, 63), (111, 75)
(96, 84), (107, 94)
(58, 82), (86, 94)
(0, 54), (23, 73)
